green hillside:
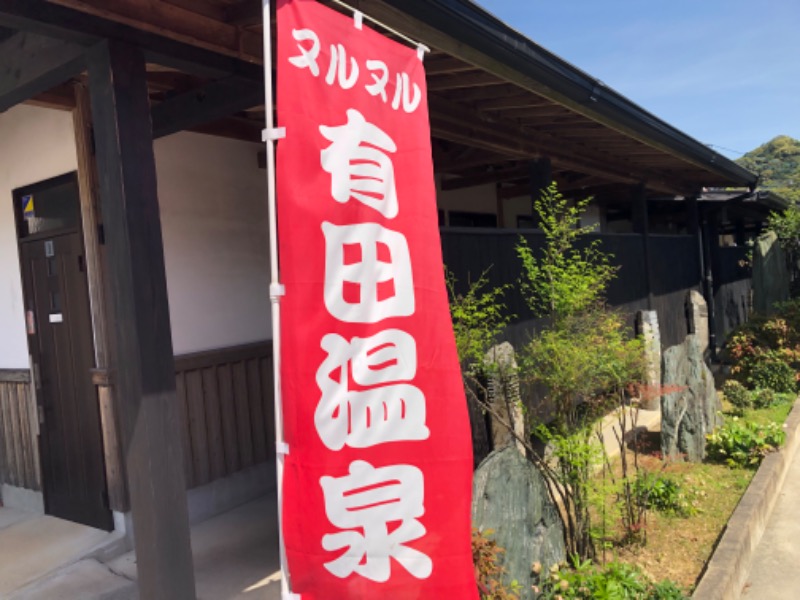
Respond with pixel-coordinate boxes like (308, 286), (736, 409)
(736, 135), (800, 203)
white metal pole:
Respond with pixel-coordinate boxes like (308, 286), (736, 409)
(262, 1), (292, 598)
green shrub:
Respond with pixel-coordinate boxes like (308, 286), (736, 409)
(706, 419), (786, 468)
(752, 388), (777, 409)
(746, 353), (796, 394)
(534, 556), (688, 599)
(722, 380), (752, 414)
(650, 579), (690, 600)
(633, 472), (694, 517)
(724, 303), (800, 393)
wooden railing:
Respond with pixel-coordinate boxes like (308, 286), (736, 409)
(0, 370), (40, 491)
(174, 342), (275, 490)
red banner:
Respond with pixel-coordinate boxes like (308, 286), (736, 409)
(276, 0), (477, 597)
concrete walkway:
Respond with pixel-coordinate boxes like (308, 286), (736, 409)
(107, 495), (282, 600)
(0, 506), (125, 598)
(741, 440), (800, 599)
(2, 495), (282, 599)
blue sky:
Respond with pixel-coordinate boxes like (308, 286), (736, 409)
(477, 0), (800, 159)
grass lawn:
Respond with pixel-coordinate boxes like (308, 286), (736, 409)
(593, 400), (793, 592)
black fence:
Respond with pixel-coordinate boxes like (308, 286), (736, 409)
(441, 229), (703, 349)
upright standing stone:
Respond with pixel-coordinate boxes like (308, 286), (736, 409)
(686, 290), (710, 357)
(753, 231), (790, 315)
(661, 335), (723, 461)
(473, 447), (566, 599)
(485, 342), (525, 454)
(636, 310), (662, 410)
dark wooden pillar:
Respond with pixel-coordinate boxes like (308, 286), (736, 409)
(701, 209), (720, 359)
(631, 183), (654, 310)
(734, 219), (747, 247)
(529, 157), (552, 221)
(687, 195), (704, 287)
(686, 196), (700, 237)
(87, 40), (195, 599)
(73, 82), (129, 513)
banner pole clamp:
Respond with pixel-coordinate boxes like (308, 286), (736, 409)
(263, 127), (287, 142)
(276, 441), (290, 456)
(282, 593), (301, 600)
(270, 283), (286, 300)
(330, 0), (430, 52)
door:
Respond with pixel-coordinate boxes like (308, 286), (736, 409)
(15, 174), (112, 531)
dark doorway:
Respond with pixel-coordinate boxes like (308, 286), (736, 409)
(14, 173), (112, 531)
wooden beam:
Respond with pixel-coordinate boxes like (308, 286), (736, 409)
(440, 165), (529, 191)
(0, 0), (261, 80)
(473, 94), (552, 111)
(428, 96), (687, 195)
(0, 370), (30, 383)
(151, 76), (263, 138)
(438, 83), (521, 103)
(558, 175), (610, 193)
(0, 31), (85, 112)
(51, 0), (262, 62)
(25, 82), (76, 110)
(427, 71), (506, 91)
(162, 0), (227, 22)
(424, 55), (476, 75)
(87, 39), (195, 599)
(224, 0), (261, 27)
(501, 106), (577, 119)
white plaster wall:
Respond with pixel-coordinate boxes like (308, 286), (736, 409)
(0, 105), (78, 369)
(436, 179), (497, 225)
(505, 195), (535, 229)
(0, 107), (271, 366)
(155, 132), (272, 354)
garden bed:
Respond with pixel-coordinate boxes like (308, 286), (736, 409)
(593, 400), (794, 595)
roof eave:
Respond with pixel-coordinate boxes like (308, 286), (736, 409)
(379, 0), (758, 189)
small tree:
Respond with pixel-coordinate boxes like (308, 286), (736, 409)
(516, 183), (616, 321)
(517, 183), (644, 559)
(447, 268), (519, 465)
(447, 268), (512, 380)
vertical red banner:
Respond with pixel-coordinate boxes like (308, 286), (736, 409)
(276, 0), (477, 598)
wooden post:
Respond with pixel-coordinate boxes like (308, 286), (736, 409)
(72, 81), (130, 513)
(495, 182), (504, 228)
(86, 40), (195, 599)
(700, 207), (720, 359)
(734, 219), (746, 247)
(631, 183), (654, 310)
(529, 157), (551, 222)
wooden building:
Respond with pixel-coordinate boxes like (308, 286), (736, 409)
(0, 0), (775, 597)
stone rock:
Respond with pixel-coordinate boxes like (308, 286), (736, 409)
(753, 231), (790, 315)
(661, 334), (723, 461)
(472, 447), (565, 599)
(465, 376), (493, 469)
(686, 290), (710, 357)
(636, 310), (662, 410)
(484, 342), (526, 454)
